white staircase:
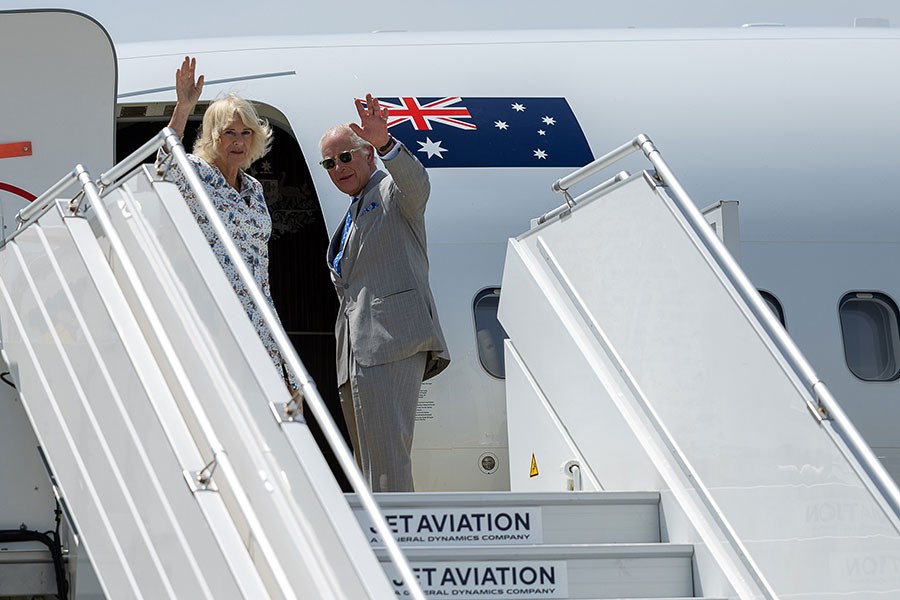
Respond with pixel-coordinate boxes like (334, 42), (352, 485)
(499, 136), (900, 599)
(0, 135), (411, 599)
(350, 491), (729, 599)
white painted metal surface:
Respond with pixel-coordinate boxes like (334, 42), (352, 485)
(382, 544), (696, 599)
(93, 165), (397, 597)
(350, 491), (661, 546)
(0, 11), (114, 203)
(0, 202), (252, 597)
(0, 160), (402, 597)
(349, 490), (737, 598)
(702, 200), (740, 263)
(0, 544), (56, 596)
(501, 169), (900, 597)
(0, 12), (116, 559)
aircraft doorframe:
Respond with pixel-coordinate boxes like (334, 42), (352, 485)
(115, 101), (350, 489)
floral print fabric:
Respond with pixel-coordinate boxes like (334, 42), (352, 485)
(157, 150), (298, 392)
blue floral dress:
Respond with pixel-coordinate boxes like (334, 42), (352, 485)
(158, 150), (298, 392)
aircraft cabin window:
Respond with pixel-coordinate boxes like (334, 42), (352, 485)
(473, 288), (509, 379)
(839, 292), (900, 382)
(758, 290), (786, 328)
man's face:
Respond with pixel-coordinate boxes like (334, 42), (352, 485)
(321, 131), (375, 197)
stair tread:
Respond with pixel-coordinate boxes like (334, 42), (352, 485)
(375, 542), (694, 559)
(347, 490), (660, 507)
(382, 544), (696, 599)
(353, 490), (663, 546)
(356, 491), (707, 599)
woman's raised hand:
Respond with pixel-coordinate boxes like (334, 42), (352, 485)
(175, 55), (204, 108)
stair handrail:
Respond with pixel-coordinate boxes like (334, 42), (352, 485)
(98, 129), (175, 190)
(552, 134), (900, 528)
(140, 128), (425, 599)
(537, 171), (629, 225)
(11, 126), (171, 233)
(14, 170), (81, 232)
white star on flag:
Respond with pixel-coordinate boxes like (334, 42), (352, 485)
(537, 130), (546, 136)
(542, 116), (556, 125)
(418, 137), (447, 159)
(512, 103), (526, 112)
(494, 121), (509, 130)
(534, 149), (548, 159)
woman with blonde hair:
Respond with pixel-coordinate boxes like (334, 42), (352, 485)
(158, 55), (297, 393)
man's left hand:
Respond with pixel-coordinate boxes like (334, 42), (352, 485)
(350, 93), (391, 149)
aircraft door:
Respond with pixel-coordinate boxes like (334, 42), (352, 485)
(0, 10), (115, 595)
(0, 10), (115, 230)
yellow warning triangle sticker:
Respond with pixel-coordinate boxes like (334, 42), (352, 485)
(529, 454), (539, 478)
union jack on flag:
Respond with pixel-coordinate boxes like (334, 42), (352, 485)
(371, 96), (594, 168)
(380, 97), (477, 131)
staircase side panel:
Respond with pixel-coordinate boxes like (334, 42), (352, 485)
(501, 216), (742, 596)
(505, 339), (602, 492)
(502, 250), (659, 494)
(94, 169), (395, 599)
(502, 173), (900, 597)
(0, 212), (249, 598)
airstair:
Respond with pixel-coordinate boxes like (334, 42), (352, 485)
(499, 135), (900, 599)
(0, 131), (417, 599)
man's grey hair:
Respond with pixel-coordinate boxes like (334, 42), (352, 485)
(319, 124), (371, 155)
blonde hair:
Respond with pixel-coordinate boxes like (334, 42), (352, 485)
(193, 93), (272, 169)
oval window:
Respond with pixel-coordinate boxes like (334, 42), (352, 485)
(839, 292), (900, 382)
(758, 290), (786, 328)
(473, 288), (509, 379)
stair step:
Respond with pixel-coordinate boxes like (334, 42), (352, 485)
(350, 491), (661, 547)
(378, 543), (694, 599)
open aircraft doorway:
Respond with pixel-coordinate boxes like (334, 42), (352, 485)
(115, 102), (350, 489)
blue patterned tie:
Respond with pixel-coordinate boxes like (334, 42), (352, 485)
(333, 199), (357, 276)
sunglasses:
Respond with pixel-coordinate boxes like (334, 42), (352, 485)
(320, 148), (361, 170)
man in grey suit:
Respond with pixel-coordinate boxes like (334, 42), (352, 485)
(321, 94), (450, 492)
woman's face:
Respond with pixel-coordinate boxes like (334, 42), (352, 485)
(214, 115), (254, 172)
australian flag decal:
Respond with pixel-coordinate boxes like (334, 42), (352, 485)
(377, 97), (594, 168)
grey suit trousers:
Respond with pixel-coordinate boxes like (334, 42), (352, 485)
(339, 349), (427, 492)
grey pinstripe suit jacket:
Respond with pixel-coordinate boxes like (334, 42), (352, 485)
(327, 142), (450, 387)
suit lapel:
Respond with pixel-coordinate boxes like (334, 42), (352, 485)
(328, 170), (388, 274)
